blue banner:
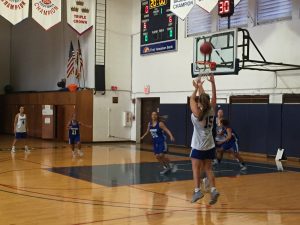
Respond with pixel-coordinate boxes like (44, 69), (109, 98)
(140, 40), (177, 55)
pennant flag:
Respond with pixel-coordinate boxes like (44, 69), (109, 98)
(195, 0), (218, 13)
(0, 0), (29, 25)
(32, 0), (61, 30)
(67, 42), (75, 78)
(75, 39), (83, 79)
(67, 0), (93, 35)
(170, 0), (195, 20)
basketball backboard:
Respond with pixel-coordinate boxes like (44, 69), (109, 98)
(192, 28), (238, 77)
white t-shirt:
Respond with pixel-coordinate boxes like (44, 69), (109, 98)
(191, 109), (215, 151)
(16, 114), (27, 133)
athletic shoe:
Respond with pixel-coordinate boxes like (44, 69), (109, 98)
(240, 163), (247, 171)
(77, 150), (84, 157)
(170, 164), (178, 173)
(160, 167), (171, 175)
(24, 145), (30, 152)
(202, 177), (210, 192)
(209, 189), (220, 205)
(11, 146), (16, 153)
(191, 191), (204, 203)
(72, 151), (77, 157)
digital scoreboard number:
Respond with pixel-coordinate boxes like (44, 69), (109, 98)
(141, 0), (178, 55)
(218, 0), (234, 17)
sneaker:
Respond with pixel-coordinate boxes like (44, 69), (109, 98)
(77, 150), (84, 157)
(170, 164), (178, 173)
(25, 145), (30, 152)
(11, 146), (16, 153)
(72, 151), (77, 157)
(240, 163), (247, 171)
(160, 167), (171, 175)
(209, 189), (220, 205)
(191, 191), (204, 203)
(212, 159), (218, 165)
(201, 177), (210, 192)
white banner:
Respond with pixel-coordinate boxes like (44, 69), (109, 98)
(67, 0), (93, 35)
(195, 0), (218, 13)
(0, 0), (29, 25)
(170, 0), (195, 20)
(32, 0), (61, 30)
(196, 0), (241, 12)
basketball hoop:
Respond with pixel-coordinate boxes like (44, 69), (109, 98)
(195, 60), (216, 80)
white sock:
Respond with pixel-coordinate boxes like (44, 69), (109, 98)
(211, 187), (216, 193)
(194, 187), (200, 192)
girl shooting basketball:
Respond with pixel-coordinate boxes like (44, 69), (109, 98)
(141, 112), (175, 175)
(190, 75), (219, 205)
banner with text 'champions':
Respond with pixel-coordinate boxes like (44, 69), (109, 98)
(67, 0), (93, 35)
(0, 0), (29, 25)
(32, 0), (61, 30)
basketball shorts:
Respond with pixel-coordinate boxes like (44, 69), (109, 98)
(69, 135), (80, 144)
(153, 140), (167, 155)
(190, 148), (216, 160)
(222, 140), (239, 153)
(15, 132), (27, 139)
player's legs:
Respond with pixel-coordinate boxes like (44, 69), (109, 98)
(216, 147), (224, 163)
(75, 136), (83, 157)
(190, 149), (206, 203)
(11, 137), (17, 153)
(69, 137), (76, 156)
(230, 141), (246, 170)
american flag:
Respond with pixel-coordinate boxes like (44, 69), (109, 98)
(76, 39), (83, 79)
(67, 42), (75, 78)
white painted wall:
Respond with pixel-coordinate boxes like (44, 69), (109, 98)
(130, 0), (300, 140)
(9, 1), (95, 91)
(131, 1), (300, 104)
(92, 0), (133, 141)
(0, 19), (11, 94)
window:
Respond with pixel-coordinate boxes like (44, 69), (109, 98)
(218, 0), (248, 30)
(186, 5), (212, 36)
(257, 0), (292, 24)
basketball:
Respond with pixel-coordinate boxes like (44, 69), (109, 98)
(200, 42), (213, 55)
(67, 84), (78, 92)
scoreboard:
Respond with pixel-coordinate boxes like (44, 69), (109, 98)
(140, 0), (178, 55)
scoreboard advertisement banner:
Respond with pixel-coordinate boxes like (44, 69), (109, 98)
(140, 0), (178, 55)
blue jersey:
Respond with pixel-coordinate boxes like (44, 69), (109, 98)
(223, 128), (238, 142)
(69, 120), (80, 137)
(149, 122), (164, 142)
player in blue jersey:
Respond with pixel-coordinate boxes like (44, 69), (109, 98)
(141, 111), (175, 175)
(190, 75), (219, 205)
(216, 119), (247, 170)
(68, 113), (91, 157)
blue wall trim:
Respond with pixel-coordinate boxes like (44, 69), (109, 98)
(160, 103), (299, 158)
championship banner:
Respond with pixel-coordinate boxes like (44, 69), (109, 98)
(195, 0), (218, 13)
(170, 0), (195, 20)
(67, 0), (93, 35)
(32, 0), (61, 30)
(0, 0), (29, 25)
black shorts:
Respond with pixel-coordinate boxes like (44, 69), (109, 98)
(190, 148), (216, 160)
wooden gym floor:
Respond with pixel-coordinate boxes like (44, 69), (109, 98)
(0, 135), (300, 225)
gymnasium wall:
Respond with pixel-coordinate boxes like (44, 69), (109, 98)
(8, 1), (95, 91)
(131, 0), (300, 104)
(0, 90), (93, 142)
(0, 19), (11, 94)
(92, 0), (133, 141)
